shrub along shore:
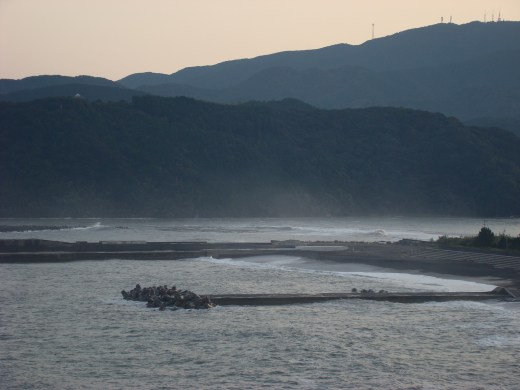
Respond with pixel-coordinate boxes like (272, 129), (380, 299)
(436, 227), (520, 251)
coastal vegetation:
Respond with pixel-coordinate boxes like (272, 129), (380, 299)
(437, 227), (520, 251)
(1, 96), (519, 217)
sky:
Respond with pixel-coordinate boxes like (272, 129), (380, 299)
(1, 0), (519, 81)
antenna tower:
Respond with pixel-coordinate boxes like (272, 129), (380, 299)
(372, 23), (375, 39)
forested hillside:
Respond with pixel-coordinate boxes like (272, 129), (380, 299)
(1, 96), (519, 217)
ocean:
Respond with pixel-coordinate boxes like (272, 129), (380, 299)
(1, 217), (520, 389)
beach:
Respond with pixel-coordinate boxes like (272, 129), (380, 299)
(292, 242), (520, 289)
(2, 238), (519, 289)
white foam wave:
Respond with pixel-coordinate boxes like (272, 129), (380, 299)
(288, 225), (438, 242)
(194, 255), (306, 271)
(1, 221), (107, 234)
(340, 272), (497, 292)
(192, 256), (497, 292)
(70, 222), (106, 230)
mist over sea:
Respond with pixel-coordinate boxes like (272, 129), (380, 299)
(1, 217), (520, 389)
(1, 216), (520, 243)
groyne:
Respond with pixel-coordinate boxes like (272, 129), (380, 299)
(208, 288), (516, 306)
(0, 239), (294, 262)
(119, 286), (516, 309)
(0, 239), (287, 263)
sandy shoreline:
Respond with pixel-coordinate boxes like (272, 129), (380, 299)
(292, 243), (520, 289)
(315, 259), (510, 289)
(1, 238), (519, 288)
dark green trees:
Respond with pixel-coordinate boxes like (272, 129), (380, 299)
(1, 96), (520, 217)
(475, 226), (495, 247)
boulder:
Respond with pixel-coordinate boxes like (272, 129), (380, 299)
(122, 284), (216, 310)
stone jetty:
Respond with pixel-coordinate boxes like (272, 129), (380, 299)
(208, 288), (513, 306)
(122, 284), (515, 310)
(121, 284), (216, 310)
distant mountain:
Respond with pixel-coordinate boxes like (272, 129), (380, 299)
(117, 72), (172, 90)
(0, 83), (148, 102)
(1, 96), (519, 217)
(0, 75), (145, 102)
(119, 21), (520, 90)
(136, 81), (216, 102)
(118, 22), (520, 135)
(0, 75), (117, 94)
(3, 22), (519, 134)
(137, 59), (520, 113)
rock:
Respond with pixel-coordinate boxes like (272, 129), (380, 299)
(121, 284), (216, 310)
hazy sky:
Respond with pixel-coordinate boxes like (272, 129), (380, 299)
(1, 0), (519, 80)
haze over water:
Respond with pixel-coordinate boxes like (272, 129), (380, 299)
(1, 216), (519, 243)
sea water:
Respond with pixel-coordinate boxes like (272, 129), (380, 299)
(1, 218), (520, 389)
(1, 216), (519, 243)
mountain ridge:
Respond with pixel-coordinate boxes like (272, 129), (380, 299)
(2, 21), (519, 134)
(1, 96), (519, 217)
(118, 21), (520, 89)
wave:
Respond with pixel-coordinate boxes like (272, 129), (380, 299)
(192, 255), (498, 292)
(156, 225), (294, 233)
(193, 255), (306, 270)
(344, 272), (498, 292)
(0, 221), (108, 233)
(69, 222), (107, 231)
(288, 226), (392, 238)
(287, 225), (442, 242)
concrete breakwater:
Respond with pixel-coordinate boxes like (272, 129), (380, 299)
(122, 287), (516, 309)
(0, 238), (293, 262)
(208, 288), (517, 306)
